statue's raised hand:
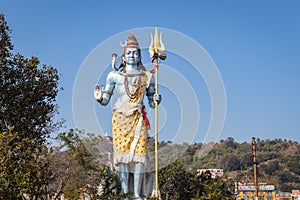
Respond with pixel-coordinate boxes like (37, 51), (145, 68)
(94, 84), (103, 102)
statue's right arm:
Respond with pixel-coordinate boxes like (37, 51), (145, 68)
(94, 71), (116, 106)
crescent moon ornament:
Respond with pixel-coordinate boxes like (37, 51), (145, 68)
(120, 40), (127, 47)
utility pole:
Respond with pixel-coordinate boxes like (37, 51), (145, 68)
(252, 137), (259, 200)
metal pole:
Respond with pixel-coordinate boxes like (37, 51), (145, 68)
(149, 25), (165, 199)
(154, 58), (159, 199)
(252, 137), (259, 199)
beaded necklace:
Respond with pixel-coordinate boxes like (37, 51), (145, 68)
(122, 68), (142, 99)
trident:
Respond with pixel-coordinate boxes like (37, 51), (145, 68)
(149, 26), (166, 200)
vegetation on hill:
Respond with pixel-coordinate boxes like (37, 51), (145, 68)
(179, 137), (300, 192)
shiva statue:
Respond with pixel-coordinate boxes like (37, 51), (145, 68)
(94, 33), (161, 200)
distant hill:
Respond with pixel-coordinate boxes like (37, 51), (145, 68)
(177, 137), (300, 192)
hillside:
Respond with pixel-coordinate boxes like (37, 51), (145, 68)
(178, 137), (300, 192)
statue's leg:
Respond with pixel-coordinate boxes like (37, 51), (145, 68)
(118, 163), (129, 194)
(133, 162), (145, 199)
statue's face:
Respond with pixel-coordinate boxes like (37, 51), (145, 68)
(124, 47), (140, 65)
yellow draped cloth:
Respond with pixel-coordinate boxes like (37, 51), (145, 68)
(112, 71), (151, 166)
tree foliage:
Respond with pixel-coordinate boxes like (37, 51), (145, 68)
(0, 17), (60, 144)
(48, 129), (125, 200)
(0, 128), (51, 199)
(158, 161), (234, 200)
(195, 171), (234, 200)
(0, 14), (60, 199)
(158, 161), (196, 200)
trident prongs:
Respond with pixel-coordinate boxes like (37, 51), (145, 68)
(149, 26), (165, 54)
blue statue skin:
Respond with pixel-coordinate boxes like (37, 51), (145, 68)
(94, 47), (158, 108)
(124, 47), (140, 65)
(94, 45), (161, 199)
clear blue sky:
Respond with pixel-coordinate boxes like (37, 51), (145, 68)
(1, 1), (300, 143)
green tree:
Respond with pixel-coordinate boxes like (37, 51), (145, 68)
(158, 161), (196, 200)
(0, 15), (60, 143)
(0, 128), (51, 199)
(0, 14), (60, 199)
(196, 171), (234, 200)
(48, 129), (126, 200)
